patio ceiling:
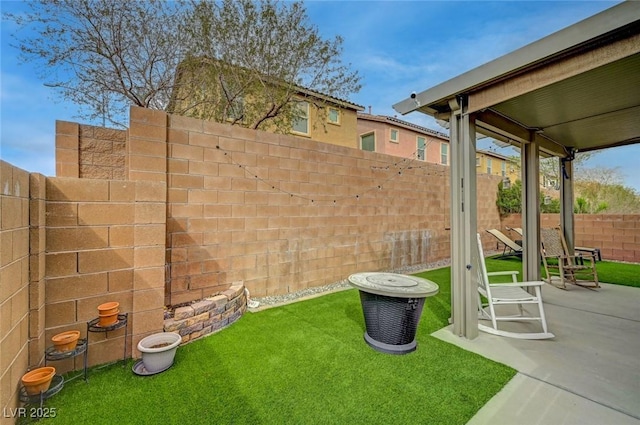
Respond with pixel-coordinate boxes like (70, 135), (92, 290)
(393, 1), (640, 158)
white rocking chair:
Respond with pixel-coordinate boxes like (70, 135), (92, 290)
(476, 233), (554, 339)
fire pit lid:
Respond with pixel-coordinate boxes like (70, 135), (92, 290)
(348, 272), (439, 298)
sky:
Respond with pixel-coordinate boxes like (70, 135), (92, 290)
(2, 0), (638, 191)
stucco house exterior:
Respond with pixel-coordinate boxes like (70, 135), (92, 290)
(356, 112), (449, 164)
(168, 57), (364, 149)
(476, 149), (519, 184)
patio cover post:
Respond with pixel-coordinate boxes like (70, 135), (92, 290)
(449, 96), (479, 339)
(521, 138), (541, 281)
(560, 157), (576, 252)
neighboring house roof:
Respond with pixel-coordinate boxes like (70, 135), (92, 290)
(476, 149), (512, 161)
(172, 56), (365, 113)
(357, 113), (448, 139)
(295, 85), (364, 112)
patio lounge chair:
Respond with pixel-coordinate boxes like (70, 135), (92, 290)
(476, 233), (554, 339)
(540, 226), (600, 289)
(506, 227), (523, 237)
(486, 229), (522, 258)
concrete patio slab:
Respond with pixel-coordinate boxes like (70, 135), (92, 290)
(432, 282), (640, 425)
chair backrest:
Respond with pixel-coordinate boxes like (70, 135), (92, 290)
(540, 227), (567, 257)
(476, 233), (492, 299)
(486, 229), (522, 252)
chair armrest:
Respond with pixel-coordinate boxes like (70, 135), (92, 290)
(487, 271), (520, 277)
(488, 281), (544, 288)
(487, 270), (519, 283)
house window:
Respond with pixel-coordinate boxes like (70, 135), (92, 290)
(327, 107), (340, 125)
(501, 161), (506, 177)
(417, 137), (426, 160)
(361, 132), (375, 152)
(476, 156), (481, 167)
(390, 129), (399, 143)
(440, 143), (448, 165)
(487, 158), (493, 174)
(292, 101), (309, 134)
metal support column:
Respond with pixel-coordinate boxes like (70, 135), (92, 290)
(521, 137), (541, 281)
(449, 95), (478, 339)
(560, 156), (575, 251)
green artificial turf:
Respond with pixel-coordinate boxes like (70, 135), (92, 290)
(484, 256), (640, 288)
(33, 273), (515, 425)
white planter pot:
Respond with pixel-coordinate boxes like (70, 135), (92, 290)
(137, 332), (181, 373)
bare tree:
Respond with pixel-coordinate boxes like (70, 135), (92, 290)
(6, 0), (361, 132)
(6, 0), (189, 127)
(172, 0), (362, 132)
(538, 151), (599, 189)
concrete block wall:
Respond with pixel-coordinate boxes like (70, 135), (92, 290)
(161, 110), (461, 304)
(501, 214), (640, 262)
(0, 162), (33, 423)
(60, 107), (503, 306)
(55, 121), (127, 180)
(44, 177), (167, 369)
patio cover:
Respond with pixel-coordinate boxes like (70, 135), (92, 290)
(393, 2), (640, 338)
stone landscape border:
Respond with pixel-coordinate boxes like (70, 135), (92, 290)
(163, 282), (247, 344)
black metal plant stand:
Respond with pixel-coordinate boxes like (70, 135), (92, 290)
(44, 338), (88, 383)
(18, 374), (65, 409)
(86, 313), (129, 367)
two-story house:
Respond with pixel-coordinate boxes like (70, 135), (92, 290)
(289, 88), (364, 149)
(168, 57), (364, 149)
(476, 149), (520, 183)
(356, 112), (450, 164)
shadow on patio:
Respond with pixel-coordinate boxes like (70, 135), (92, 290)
(433, 281), (640, 424)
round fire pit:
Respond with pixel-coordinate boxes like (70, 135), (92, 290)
(348, 272), (439, 354)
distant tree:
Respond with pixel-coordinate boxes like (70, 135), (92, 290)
(540, 196), (561, 213)
(172, 0), (362, 132)
(575, 179), (640, 214)
(496, 179), (522, 217)
(496, 179), (561, 216)
(6, 0), (189, 127)
(6, 0), (361, 132)
(574, 196), (608, 214)
(539, 152), (598, 188)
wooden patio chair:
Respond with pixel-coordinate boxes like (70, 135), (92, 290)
(485, 229), (523, 259)
(475, 234), (554, 339)
(540, 226), (600, 289)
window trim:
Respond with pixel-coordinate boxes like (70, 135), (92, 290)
(327, 107), (340, 125)
(440, 143), (448, 165)
(417, 136), (426, 161)
(291, 101), (310, 136)
(360, 132), (376, 152)
(390, 128), (399, 143)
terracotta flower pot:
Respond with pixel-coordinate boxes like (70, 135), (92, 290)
(98, 312), (119, 327)
(97, 301), (120, 316)
(22, 367), (56, 395)
(51, 330), (81, 352)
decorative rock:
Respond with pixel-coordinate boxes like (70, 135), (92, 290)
(186, 312), (210, 327)
(174, 306), (195, 320)
(163, 318), (188, 332)
(192, 299), (215, 315)
(206, 294), (228, 307)
(178, 322), (203, 337)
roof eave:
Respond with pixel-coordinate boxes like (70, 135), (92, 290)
(392, 1), (638, 117)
